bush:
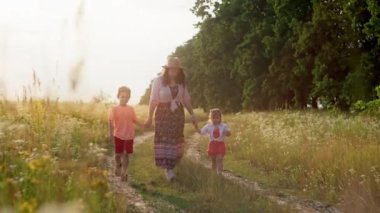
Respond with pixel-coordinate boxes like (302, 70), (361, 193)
(351, 86), (380, 115)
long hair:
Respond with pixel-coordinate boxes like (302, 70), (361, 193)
(161, 68), (186, 86)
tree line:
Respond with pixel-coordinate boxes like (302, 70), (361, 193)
(141, 0), (380, 112)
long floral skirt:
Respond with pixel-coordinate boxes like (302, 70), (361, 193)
(154, 103), (185, 169)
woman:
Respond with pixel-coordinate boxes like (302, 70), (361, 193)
(144, 57), (198, 180)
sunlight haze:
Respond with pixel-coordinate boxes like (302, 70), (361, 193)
(0, 0), (198, 104)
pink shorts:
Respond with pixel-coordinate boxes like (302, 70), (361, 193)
(114, 137), (134, 154)
(208, 141), (226, 156)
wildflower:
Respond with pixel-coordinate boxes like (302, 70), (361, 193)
(41, 143), (48, 150)
(348, 168), (355, 174)
(14, 139), (26, 144)
(18, 151), (30, 158)
(96, 153), (105, 159)
(102, 170), (109, 178)
(28, 155), (50, 171)
(375, 177), (380, 184)
(18, 199), (37, 213)
(6, 178), (17, 185)
(370, 166), (377, 173)
(105, 191), (113, 198)
(38, 200), (84, 213)
(31, 178), (40, 185)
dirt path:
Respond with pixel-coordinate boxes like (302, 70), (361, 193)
(185, 133), (341, 213)
(106, 132), (155, 213)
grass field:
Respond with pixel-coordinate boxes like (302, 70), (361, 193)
(0, 100), (118, 212)
(128, 139), (287, 212)
(1, 99), (379, 212)
(197, 111), (380, 211)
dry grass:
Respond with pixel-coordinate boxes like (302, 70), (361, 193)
(0, 99), (120, 212)
(2, 95), (378, 212)
(209, 111), (380, 209)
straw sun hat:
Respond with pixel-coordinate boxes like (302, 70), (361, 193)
(162, 57), (183, 69)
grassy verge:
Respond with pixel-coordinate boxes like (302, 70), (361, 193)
(0, 100), (120, 212)
(195, 111), (380, 210)
(128, 133), (287, 212)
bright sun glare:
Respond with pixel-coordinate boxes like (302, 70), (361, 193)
(0, 0), (198, 104)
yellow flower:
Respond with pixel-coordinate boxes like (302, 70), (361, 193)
(31, 178), (40, 185)
(28, 156), (50, 172)
(105, 191), (113, 198)
(102, 170), (109, 178)
(18, 151), (30, 158)
(18, 199), (37, 213)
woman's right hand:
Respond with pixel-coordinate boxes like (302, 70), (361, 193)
(191, 114), (199, 129)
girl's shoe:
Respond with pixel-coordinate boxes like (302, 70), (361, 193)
(115, 164), (122, 177)
(166, 169), (175, 181)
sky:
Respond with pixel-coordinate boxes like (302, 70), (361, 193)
(0, 0), (198, 104)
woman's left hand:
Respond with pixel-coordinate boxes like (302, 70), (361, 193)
(191, 114), (198, 128)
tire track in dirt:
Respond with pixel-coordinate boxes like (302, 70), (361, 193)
(106, 132), (155, 213)
(185, 133), (341, 213)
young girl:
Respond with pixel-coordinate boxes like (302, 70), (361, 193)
(109, 86), (142, 181)
(197, 108), (231, 175)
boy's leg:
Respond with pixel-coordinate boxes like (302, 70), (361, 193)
(115, 154), (122, 176)
(121, 139), (133, 181)
(122, 153), (129, 172)
(216, 155), (224, 175)
(121, 153), (129, 181)
(114, 137), (123, 176)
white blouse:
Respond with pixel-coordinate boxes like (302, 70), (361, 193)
(149, 76), (191, 111)
(200, 123), (230, 142)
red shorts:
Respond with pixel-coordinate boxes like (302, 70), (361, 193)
(114, 137), (134, 154)
(207, 141), (226, 156)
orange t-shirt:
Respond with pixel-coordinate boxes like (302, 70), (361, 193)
(108, 105), (137, 140)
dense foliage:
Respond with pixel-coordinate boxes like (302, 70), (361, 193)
(141, 0), (380, 112)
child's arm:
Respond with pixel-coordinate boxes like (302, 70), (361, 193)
(223, 123), (231, 137)
(108, 108), (114, 142)
(193, 121), (200, 133)
(198, 124), (209, 135)
(196, 126), (201, 134)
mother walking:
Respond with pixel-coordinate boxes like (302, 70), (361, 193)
(144, 57), (198, 180)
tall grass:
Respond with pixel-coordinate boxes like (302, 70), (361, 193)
(3, 93), (378, 212)
(205, 111), (380, 210)
(128, 141), (288, 212)
(0, 99), (120, 212)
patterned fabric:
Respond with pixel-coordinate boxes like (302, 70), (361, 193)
(213, 126), (220, 138)
(154, 85), (185, 169)
(200, 123), (230, 142)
